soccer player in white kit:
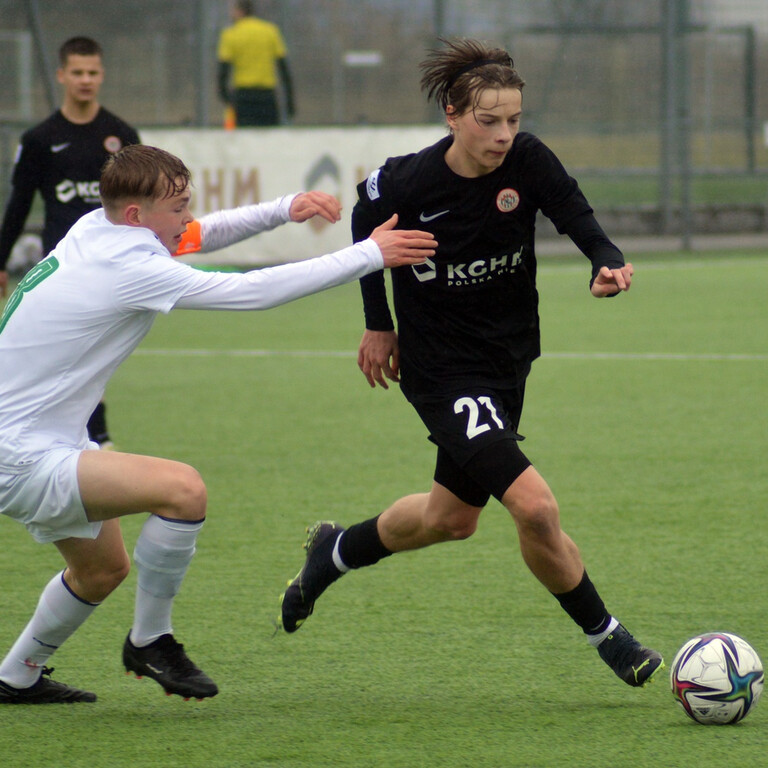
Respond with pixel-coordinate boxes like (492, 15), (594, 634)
(0, 144), (436, 703)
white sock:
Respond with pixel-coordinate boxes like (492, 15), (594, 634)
(0, 572), (98, 688)
(587, 616), (619, 647)
(131, 515), (203, 647)
(331, 533), (350, 573)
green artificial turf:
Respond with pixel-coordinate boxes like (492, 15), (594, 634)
(1, 251), (766, 767)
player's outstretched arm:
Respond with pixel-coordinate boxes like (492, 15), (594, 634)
(288, 191), (342, 224)
(591, 263), (634, 297)
(182, 192), (340, 255)
(358, 329), (399, 389)
(170, 212), (435, 313)
(370, 214), (437, 268)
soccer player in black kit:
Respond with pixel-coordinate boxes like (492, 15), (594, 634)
(0, 36), (140, 447)
(280, 38), (664, 689)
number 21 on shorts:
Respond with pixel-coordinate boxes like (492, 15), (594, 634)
(454, 396), (504, 439)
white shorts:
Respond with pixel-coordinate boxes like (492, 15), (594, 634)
(0, 444), (102, 543)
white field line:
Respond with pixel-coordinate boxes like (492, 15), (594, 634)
(133, 348), (768, 362)
(134, 259), (768, 362)
(542, 352), (768, 361)
(537, 254), (768, 275)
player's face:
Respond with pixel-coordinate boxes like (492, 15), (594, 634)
(138, 186), (194, 254)
(57, 54), (105, 105)
(445, 87), (522, 178)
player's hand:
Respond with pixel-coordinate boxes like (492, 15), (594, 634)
(591, 263), (634, 297)
(289, 191), (342, 224)
(371, 214), (437, 268)
(357, 329), (400, 389)
(0, 270), (8, 298)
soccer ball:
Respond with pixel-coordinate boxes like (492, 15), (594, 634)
(670, 632), (764, 724)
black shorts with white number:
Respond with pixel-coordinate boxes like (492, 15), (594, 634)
(409, 386), (533, 506)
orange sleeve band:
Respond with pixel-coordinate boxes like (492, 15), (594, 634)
(174, 220), (203, 257)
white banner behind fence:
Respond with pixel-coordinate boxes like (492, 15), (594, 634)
(141, 127), (445, 267)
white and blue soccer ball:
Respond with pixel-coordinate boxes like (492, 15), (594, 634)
(670, 632), (764, 724)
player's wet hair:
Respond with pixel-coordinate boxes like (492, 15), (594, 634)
(420, 38), (525, 116)
(58, 37), (103, 66)
(100, 145), (191, 210)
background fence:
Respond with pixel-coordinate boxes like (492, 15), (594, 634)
(1, 0), (767, 246)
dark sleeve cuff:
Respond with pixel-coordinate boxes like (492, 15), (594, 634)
(562, 211), (625, 285)
(359, 271), (394, 330)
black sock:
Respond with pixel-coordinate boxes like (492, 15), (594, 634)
(337, 515), (392, 570)
(552, 571), (611, 635)
(87, 401), (110, 444)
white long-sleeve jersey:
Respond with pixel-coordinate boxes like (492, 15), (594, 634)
(0, 207), (381, 467)
(175, 194), (296, 256)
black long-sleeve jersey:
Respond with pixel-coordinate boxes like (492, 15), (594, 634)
(0, 108), (140, 268)
(352, 132), (625, 400)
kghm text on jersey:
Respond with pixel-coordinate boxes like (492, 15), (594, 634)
(412, 247), (523, 286)
(55, 179), (101, 204)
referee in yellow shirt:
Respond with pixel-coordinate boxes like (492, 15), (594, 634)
(217, 0), (295, 126)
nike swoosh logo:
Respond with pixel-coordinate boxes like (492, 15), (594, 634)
(51, 143), (70, 153)
(419, 210), (449, 223)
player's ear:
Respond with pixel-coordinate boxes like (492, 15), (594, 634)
(124, 203), (143, 226)
(445, 104), (458, 130)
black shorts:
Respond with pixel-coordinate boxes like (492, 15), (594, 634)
(409, 386), (533, 507)
(233, 88), (279, 126)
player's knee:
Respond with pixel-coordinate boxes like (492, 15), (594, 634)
(510, 492), (560, 539)
(424, 510), (478, 541)
(443, 519), (478, 540)
(166, 465), (207, 520)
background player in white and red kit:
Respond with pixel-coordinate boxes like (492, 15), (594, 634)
(0, 36), (140, 448)
(0, 144), (436, 704)
(279, 38), (664, 691)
